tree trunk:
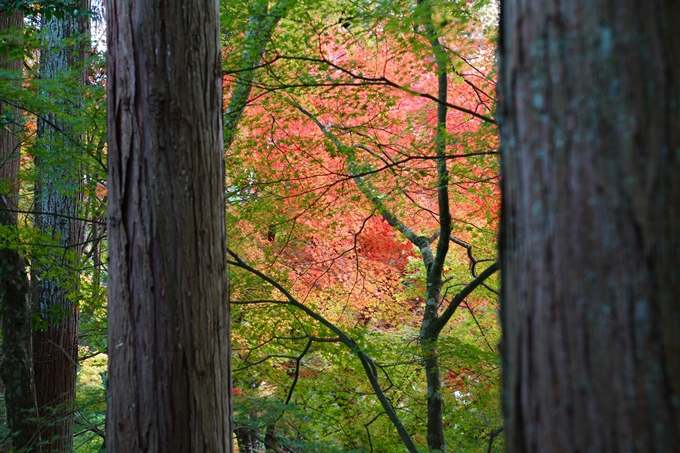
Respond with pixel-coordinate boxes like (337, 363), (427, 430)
(264, 424), (278, 452)
(106, 0), (231, 451)
(0, 9), (42, 452)
(235, 426), (259, 453)
(223, 0), (295, 151)
(498, 1), (680, 452)
(418, 2), (451, 450)
(33, 4), (89, 451)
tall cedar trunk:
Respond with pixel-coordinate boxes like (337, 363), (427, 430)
(0, 10), (42, 452)
(106, 0), (231, 451)
(33, 4), (89, 451)
(499, 1), (680, 452)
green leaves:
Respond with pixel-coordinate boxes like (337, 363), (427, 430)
(2, 0), (95, 21)
(225, 0), (501, 450)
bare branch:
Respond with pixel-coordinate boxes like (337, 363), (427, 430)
(227, 248), (420, 453)
(429, 262), (500, 335)
(273, 55), (496, 124)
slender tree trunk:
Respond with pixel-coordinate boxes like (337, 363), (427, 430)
(498, 1), (680, 451)
(235, 425), (259, 453)
(418, 1), (451, 450)
(0, 9), (42, 452)
(106, 0), (231, 451)
(264, 424), (278, 452)
(33, 4), (90, 452)
(223, 0), (295, 151)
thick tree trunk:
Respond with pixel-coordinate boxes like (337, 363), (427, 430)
(0, 228), (40, 453)
(0, 10), (42, 452)
(33, 4), (89, 452)
(106, 0), (231, 451)
(499, 1), (680, 452)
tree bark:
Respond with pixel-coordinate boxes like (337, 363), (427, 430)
(0, 9), (42, 453)
(498, 1), (680, 452)
(33, 4), (89, 451)
(417, 2), (452, 450)
(234, 426), (259, 453)
(106, 0), (231, 451)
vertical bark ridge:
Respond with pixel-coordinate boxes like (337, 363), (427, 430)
(499, 1), (680, 451)
(33, 5), (90, 452)
(106, 0), (231, 451)
(0, 9), (42, 452)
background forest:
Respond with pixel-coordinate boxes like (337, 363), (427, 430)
(0, 0), (501, 451)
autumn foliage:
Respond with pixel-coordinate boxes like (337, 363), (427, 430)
(225, 1), (502, 452)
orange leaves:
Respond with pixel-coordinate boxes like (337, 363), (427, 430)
(225, 1), (500, 331)
(356, 217), (413, 272)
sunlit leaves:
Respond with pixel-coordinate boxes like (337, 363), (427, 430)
(226, 1), (500, 451)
